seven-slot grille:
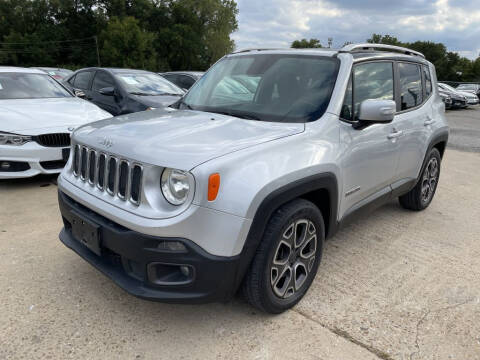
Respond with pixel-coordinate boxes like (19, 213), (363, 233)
(35, 133), (71, 147)
(72, 144), (143, 205)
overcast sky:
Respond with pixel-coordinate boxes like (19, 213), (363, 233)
(232, 0), (480, 59)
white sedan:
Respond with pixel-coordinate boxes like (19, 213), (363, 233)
(0, 67), (112, 179)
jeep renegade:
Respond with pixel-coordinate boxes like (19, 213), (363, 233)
(57, 44), (448, 313)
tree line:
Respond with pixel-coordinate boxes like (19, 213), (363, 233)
(0, 0), (238, 72)
(292, 35), (480, 82)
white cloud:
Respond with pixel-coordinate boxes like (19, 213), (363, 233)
(232, 0), (480, 59)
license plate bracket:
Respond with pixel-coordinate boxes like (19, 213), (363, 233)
(71, 211), (101, 256)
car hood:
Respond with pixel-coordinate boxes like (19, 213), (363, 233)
(131, 94), (182, 109)
(457, 89), (477, 95)
(73, 108), (305, 170)
(0, 97), (112, 135)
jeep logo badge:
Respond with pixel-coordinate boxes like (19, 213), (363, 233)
(99, 138), (113, 148)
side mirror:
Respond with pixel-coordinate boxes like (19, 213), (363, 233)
(99, 87), (115, 96)
(357, 99), (396, 123)
(74, 89), (86, 98)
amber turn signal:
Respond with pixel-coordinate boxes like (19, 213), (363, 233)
(208, 173), (220, 201)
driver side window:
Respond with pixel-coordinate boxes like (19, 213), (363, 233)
(92, 71), (115, 92)
(341, 62), (394, 122)
(353, 62), (394, 119)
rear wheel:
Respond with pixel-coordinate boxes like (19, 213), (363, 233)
(242, 199), (324, 314)
(399, 148), (441, 211)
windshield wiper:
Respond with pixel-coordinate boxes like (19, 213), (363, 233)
(129, 92), (152, 96)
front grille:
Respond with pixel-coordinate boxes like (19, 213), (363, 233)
(36, 133), (70, 147)
(72, 144), (143, 205)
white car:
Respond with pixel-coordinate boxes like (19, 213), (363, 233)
(0, 67), (112, 179)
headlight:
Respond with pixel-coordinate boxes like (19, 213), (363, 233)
(161, 168), (190, 205)
(0, 132), (32, 146)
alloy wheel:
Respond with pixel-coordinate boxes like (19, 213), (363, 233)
(270, 219), (317, 299)
(421, 157), (439, 204)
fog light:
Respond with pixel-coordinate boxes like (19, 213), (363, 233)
(180, 265), (190, 277)
(1, 161), (11, 170)
(147, 262), (194, 285)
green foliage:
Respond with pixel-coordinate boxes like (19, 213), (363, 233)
(100, 17), (157, 69)
(366, 34), (480, 81)
(291, 38), (322, 48)
(0, 0), (238, 71)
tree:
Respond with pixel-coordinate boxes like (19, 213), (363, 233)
(0, 0), (239, 71)
(100, 17), (157, 69)
(291, 38), (322, 48)
(366, 34), (402, 46)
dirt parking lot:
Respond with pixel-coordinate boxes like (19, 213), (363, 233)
(1, 108), (479, 360)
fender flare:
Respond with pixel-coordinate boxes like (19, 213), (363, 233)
(418, 130), (449, 181)
(231, 172), (339, 293)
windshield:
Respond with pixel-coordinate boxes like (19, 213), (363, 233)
(0, 73), (72, 99)
(180, 54), (339, 122)
(117, 73), (184, 96)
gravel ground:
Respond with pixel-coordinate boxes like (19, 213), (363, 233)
(446, 105), (480, 152)
(1, 110), (479, 359)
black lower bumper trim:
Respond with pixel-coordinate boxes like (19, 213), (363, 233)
(58, 190), (241, 303)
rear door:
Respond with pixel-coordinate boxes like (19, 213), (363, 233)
(91, 70), (119, 115)
(390, 62), (432, 191)
(339, 61), (400, 218)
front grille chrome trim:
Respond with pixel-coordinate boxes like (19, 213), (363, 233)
(71, 143), (142, 207)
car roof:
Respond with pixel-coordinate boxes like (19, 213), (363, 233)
(33, 67), (72, 72)
(72, 67), (154, 75)
(0, 66), (46, 74)
(161, 71), (205, 76)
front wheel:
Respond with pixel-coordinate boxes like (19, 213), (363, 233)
(242, 199), (325, 314)
(399, 148), (442, 211)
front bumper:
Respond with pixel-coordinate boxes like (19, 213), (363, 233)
(466, 98), (479, 105)
(0, 142), (69, 179)
(451, 98), (467, 108)
(58, 190), (241, 303)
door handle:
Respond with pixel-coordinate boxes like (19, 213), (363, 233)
(387, 130), (403, 139)
(424, 117), (435, 126)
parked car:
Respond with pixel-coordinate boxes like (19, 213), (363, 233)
(63, 68), (185, 115)
(438, 83), (468, 108)
(456, 83), (480, 97)
(57, 44), (448, 313)
(440, 82), (479, 105)
(159, 71), (204, 90)
(438, 89), (452, 109)
(0, 67), (111, 179)
(32, 67), (73, 81)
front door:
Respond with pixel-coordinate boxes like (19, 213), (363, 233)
(90, 71), (119, 115)
(339, 61), (400, 219)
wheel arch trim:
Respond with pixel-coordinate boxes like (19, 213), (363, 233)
(231, 172), (338, 293)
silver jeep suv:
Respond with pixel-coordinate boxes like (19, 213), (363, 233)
(57, 44), (448, 313)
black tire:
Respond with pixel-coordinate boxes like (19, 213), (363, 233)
(242, 199), (325, 314)
(399, 148), (441, 211)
